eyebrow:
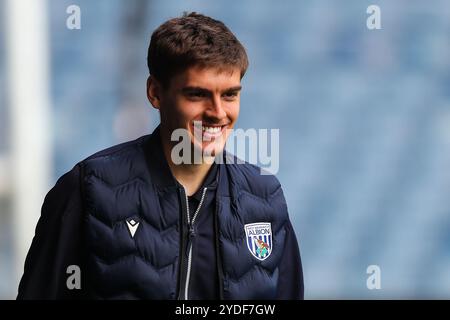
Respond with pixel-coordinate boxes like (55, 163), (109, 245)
(181, 86), (242, 94)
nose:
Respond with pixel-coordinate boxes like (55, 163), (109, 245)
(205, 94), (227, 120)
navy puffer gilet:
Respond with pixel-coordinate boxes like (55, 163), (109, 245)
(80, 128), (289, 299)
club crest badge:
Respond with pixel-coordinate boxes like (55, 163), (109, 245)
(244, 222), (272, 261)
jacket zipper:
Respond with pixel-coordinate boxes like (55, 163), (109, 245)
(214, 196), (225, 300)
(182, 186), (208, 300)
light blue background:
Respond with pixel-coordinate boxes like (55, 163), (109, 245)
(0, 0), (449, 299)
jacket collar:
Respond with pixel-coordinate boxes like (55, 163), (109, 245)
(143, 125), (227, 197)
(143, 125), (180, 190)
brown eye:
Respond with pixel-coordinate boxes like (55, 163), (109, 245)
(223, 92), (238, 100)
(187, 91), (208, 99)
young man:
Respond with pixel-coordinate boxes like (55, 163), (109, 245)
(17, 12), (304, 300)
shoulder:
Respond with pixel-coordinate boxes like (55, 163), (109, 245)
(80, 135), (149, 165)
(45, 163), (82, 204)
(40, 135), (151, 220)
(76, 135), (151, 179)
(38, 162), (83, 228)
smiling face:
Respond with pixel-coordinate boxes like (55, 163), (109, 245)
(147, 65), (241, 160)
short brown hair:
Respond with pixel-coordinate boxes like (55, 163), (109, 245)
(147, 12), (249, 88)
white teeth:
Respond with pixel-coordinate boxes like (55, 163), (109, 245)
(202, 126), (221, 134)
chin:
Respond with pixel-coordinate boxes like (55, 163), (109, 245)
(194, 140), (225, 159)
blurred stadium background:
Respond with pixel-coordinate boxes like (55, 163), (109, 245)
(0, 0), (449, 299)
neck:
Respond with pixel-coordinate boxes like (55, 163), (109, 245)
(160, 127), (214, 196)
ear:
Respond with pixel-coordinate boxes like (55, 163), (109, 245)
(146, 76), (161, 110)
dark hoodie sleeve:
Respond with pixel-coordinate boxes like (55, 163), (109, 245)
(17, 164), (86, 299)
(276, 219), (304, 300)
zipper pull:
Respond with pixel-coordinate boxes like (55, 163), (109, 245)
(185, 225), (195, 258)
(189, 225), (195, 238)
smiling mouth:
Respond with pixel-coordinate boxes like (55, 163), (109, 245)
(192, 122), (228, 140)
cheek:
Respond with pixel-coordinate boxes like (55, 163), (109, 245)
(180, 103), (204, 123)
(227, 103), (240, 122)
(170, 98), (199, 121)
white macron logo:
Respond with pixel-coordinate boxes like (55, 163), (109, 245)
(126, 219), (140, 238)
